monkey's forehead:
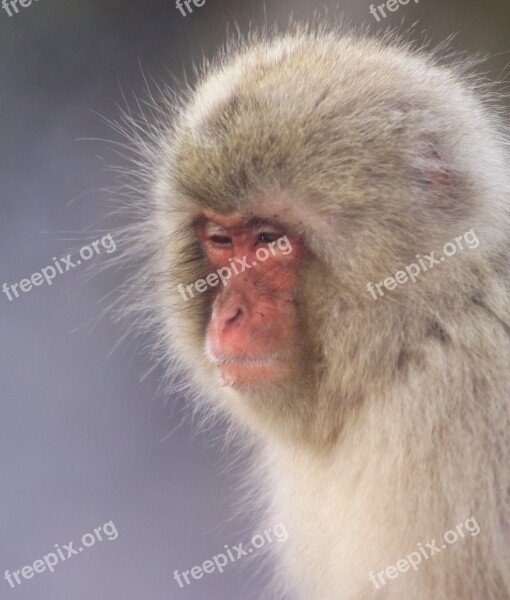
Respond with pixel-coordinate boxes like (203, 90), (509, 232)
(194, 209), (283, 229)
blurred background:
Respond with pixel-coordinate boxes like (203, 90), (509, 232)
(1, 0), (509, 598)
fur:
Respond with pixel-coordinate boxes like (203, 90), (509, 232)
(109, 24), (510, 599)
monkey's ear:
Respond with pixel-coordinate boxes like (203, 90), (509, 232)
(410, 137), (458, 211)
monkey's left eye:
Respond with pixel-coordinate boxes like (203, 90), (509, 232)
(209, 235), (232, 245)
(257, 232), (282, 244)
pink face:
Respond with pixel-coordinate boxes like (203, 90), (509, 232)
(196, 210), (306, 389)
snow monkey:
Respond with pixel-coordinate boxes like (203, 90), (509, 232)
(115, 26), (510, 599)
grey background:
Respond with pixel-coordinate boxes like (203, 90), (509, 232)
(1, 1), (509, 599)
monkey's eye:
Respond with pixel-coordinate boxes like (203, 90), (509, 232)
(209, 234), (232, 246)
(257, 232), (282, 244)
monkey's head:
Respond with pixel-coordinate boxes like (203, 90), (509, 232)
(130, 29), (508, 444)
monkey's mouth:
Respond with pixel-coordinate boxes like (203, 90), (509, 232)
(214, 353), (280, 366)
(206, 351), (285, 387)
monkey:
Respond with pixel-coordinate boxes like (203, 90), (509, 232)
(111, 25), (510, 600)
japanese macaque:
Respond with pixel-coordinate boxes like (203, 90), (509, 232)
(115, 26), (510, 599)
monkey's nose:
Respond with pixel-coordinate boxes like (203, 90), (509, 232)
(218, 305), (245, 332)
(212, 292), (247, 332)
(224, 307), (242, 326)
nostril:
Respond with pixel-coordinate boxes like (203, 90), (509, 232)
(212, 290), (248, 331)
(224, 307), (243, 328)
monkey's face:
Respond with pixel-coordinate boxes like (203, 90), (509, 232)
(195, 209), (307, 390)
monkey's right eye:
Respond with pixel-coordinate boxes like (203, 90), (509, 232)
(209, 235), (232, 246)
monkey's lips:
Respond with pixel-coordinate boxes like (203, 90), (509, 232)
(209, 352), (285, 387)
